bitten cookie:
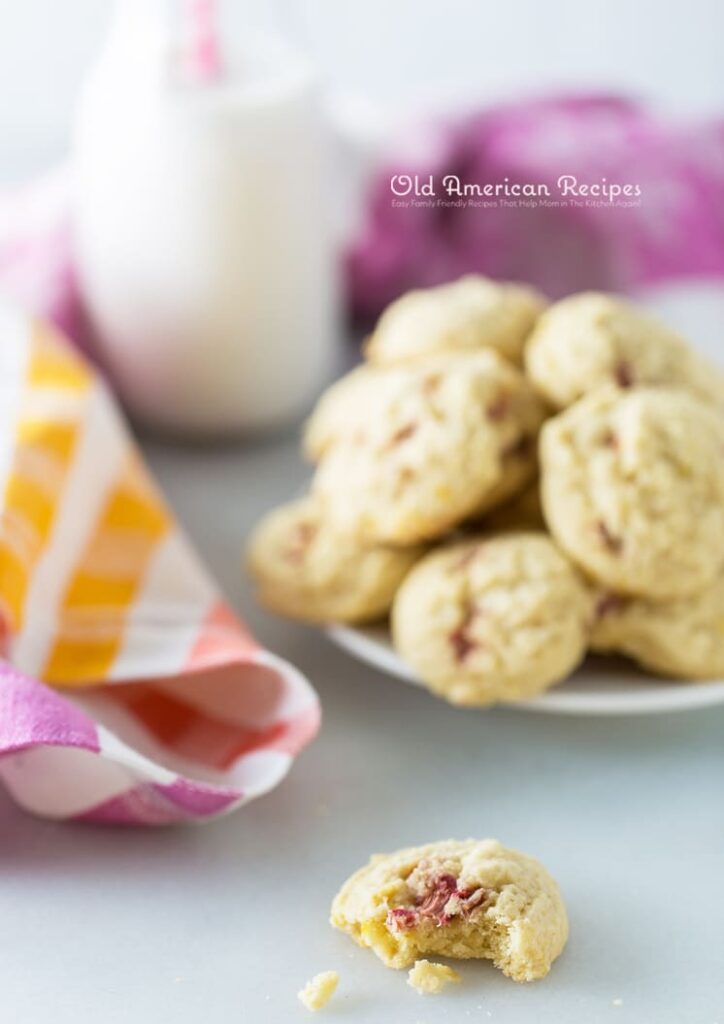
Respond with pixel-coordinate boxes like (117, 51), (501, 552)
(246, 497), (423, 624)
(312, 351), (546, 545)
(591, 578), (724, 679)
(391, 533), (589, 706)
(365, 275), (546, 367)
(540, 387), (724, 600)
(330, 838), (568, 982)
(525, 291), (724, 409)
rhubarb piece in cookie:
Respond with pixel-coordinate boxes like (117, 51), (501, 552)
(330, 839), (568, 982)
(298, 971), (339, 1012)
(525, 291), (724, 409)
(540, 387), (724, 600)
(366, 275), (546, 367)
(312, 351), (546, 545)
(407, 960), (461, 995)
(591, 577), (724, 679)
(246, 497), (423, 624)
(391, 533), (589, 706)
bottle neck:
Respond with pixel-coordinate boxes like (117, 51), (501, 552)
(108, 0), (173, 53)
(105, 0), (223, 84)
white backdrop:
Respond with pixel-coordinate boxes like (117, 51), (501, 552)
(0, 0), (722, 152)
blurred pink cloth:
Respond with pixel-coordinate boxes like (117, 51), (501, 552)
(3, 97), (723, 332)
(346, 95), (724, 319)
(0, 165), (93, 347)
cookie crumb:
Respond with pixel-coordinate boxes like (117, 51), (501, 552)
(298, 971), (339, 1011)
(407, 959), (461, 995)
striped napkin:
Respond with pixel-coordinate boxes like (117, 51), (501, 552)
(0, 304), (319, 824)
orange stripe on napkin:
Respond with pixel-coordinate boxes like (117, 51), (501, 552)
(43, 454), (172, 684)
(0, 325), (88, 631)
(0, 419), (81, 630)
(28, 322), (91, 391)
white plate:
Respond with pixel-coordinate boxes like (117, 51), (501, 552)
(328, 623), (724, 715)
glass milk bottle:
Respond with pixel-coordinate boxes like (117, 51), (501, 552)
(73, 0), (338, 435)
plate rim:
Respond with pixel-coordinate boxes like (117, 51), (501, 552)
(327, 623), (724, 716)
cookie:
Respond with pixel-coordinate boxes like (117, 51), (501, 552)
(525, 291), (724, 409)
(312, 351), (546, 545)
(303, 364), (376, 462)
(246, 497), (423, 624)
(540, 387), (724, 600)
(391, 533), (589, 706)
(330, 838), (568, 982)
(591, 578), (724, 679)
(366, 275), (546, 367)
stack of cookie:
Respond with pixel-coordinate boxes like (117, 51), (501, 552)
(247, 277), (724, 706)
(529, 294), (724, 684)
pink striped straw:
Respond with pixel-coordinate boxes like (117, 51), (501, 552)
(183, 0), (223, 83)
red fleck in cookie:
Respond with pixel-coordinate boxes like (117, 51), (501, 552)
(525, 291), (724, 410)
(540, 387), (724, 600)
(312, 350), (545, 546)
(365, 275), (546, 367)
(246, 497), (423, 624)
(330, 838), (568, 982)
(391, 533), (589, 706)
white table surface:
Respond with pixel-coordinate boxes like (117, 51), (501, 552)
(1, 427), (723, 1024)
